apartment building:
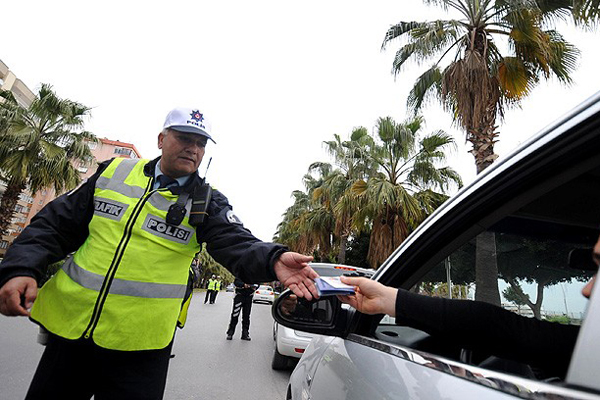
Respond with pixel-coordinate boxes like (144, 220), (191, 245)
(0, 59), (35, 107)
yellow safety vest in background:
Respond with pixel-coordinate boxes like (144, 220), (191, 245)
(31, 158), (200, 351)
(207, 279), (218, 290)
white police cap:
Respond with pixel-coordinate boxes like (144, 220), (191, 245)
(163, 107), (216, 143)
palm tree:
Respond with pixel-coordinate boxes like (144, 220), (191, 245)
(382, 0), (579, 173)
(382, 0), (580, 304)
(274, 164), (335, 259)
(349, 116), (462, 267)
(323, 128), (378, 263)
(0, 84), (97, 235)
(274, 190), (312, 250)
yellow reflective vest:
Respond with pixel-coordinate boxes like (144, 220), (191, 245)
(31, 158), (200, 351)
(207, 278), (218, 290)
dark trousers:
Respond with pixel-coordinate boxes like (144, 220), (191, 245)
(26, 334), (173, 400)
(226, 293), (253, 336)
(204, 289), (212, 303)
(205, 289), (218, 303)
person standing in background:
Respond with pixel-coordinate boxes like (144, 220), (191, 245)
(210, 275), (222, 303)
(226, 278), (257, 341)
(205, 274), (218, 304)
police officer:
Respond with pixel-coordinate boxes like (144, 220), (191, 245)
(211, 275), (222, 303)
(0, 107), (319, 400)
(205, 274), (218, 304)
(226, 278), (258, 340)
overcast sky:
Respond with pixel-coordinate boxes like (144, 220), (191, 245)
(3, 0), (599, 242)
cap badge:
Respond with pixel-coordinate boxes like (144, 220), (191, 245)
(190, 110), (204, 123)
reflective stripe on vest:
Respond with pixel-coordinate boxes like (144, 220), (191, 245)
(62, 257), (187, 299)
(31, 158), (200, 351)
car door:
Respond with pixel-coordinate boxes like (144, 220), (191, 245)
(292, 93), (600, 399)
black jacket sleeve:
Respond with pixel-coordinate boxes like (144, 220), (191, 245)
(395, 289), (579, 378)
(0, 160), (111, 287)
(197, 189), (287, 284)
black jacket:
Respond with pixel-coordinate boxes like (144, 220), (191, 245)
(395, 288), (579, 379)
(0, 157), (286, 287)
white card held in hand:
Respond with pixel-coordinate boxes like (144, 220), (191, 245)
(315, 277), (355, 296)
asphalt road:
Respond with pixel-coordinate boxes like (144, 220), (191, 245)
(0, 291), (293, 399)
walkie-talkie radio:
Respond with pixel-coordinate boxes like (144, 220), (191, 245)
(166, 157), (213, 227)
(189, 184), (212, 226)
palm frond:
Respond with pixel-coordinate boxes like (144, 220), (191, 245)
(545, 30), (580, 83)
(497, 56), (536, 100)
(382, 21), (427, 50)
(572, 0), (600, 25)
(391, 20), (462, 74)
(407, 66), (444, 113)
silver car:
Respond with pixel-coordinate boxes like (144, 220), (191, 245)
(272, 263), (374, 370)
(273, 92), (600, 399)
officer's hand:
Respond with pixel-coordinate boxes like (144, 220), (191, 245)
(274, 252), (319, 301)
(0, 276), (38, 317)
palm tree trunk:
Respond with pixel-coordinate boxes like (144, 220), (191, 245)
(468, 104), (499, 174)
(0, 178), (27, 236)
(338, 232), (348, 264)
(470, 108), (501, 305)
(474, 231), (501, 306)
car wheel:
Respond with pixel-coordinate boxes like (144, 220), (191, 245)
(272, 347), (289, 370)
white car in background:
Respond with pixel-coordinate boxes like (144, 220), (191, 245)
(271, 263), (374, 370)
(253, 285), (275, 304)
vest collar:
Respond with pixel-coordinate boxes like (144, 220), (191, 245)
(144, 157), (206, 194)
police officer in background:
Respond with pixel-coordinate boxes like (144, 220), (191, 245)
(205, 274), (218, 304)
(0, 107), (319, 400)
(211, 275), (222, 303)
(226, 278), (258, 341)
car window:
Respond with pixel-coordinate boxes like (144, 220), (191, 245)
(415, 224), (594, 326)
(372, 152), (600, 383)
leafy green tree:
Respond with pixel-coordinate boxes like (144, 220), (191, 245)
(344, 231), (371, 269)
(274, 163), (338, 261)
(0, 84), (97, 235)
(322, 128), (379, 263)
(349, 116), (462, 267)
(278, 117), (460, 268)
(496, 234), (593, 319)
(503, 284), (529, 313)
(196, 245), (234, 288)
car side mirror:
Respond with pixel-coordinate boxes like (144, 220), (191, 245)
(272, 289), (349, 337)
